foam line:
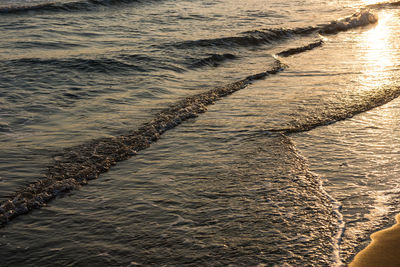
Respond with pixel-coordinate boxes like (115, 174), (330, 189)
(267, 86), (400, 134)
(277, 40), (324, 57)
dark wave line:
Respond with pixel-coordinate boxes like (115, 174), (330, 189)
(173, 27), (318, 49)
(188, 53), (238, 68)
(8, 57), (148, 74)
(267, 86), (400, 134)
(0, 60), (286, 227)
(277, 40), (324, 57)
(5, 55), (188, 74)
(172, 10), (377, 50)
(0, 0), (149, 14)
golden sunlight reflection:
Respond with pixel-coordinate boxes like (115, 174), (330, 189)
(358, 11), (395, 90)
(362, 0), (382, 4)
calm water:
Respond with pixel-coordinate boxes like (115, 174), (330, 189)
(1, 0), (400, 265)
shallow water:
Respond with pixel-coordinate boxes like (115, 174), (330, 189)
(1, 0), (400, 265)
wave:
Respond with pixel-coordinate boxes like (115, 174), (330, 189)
(188, 53), (238, 68)
(267, 86), (400, 134)
(6, 56), (171, 74)
(173, 27), (318, 49)
(272, 11), (377, 58)
(173, 10), (377, 50)
(0, 0), (147, 14)
(0, 9), (382, 227)
(6, 55), (188, 74)
(319, 10), (378, 35)
(277, 40), (324, 57)
(274, 134), (345, 266)
(0, 60), (286, 227)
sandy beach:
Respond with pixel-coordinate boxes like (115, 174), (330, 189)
(350, 214), (400, 266)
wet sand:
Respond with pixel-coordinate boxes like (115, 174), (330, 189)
(350, 214), (400, 266)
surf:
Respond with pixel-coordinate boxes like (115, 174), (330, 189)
(0, 9), (385, 227)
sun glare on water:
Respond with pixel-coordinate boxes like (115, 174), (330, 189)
(362, 0), (382, 4)
(358, 11), (395, 89)
(365, 12), (392, 65)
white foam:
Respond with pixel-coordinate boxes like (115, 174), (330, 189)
(321, 10), (378, 34)
(289, 141), (346, 266)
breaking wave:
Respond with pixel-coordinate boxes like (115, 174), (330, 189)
(272, 11), (377, 58)
(173, 10), (377, 50)
(174, 27), (318, 49)
(319, 10), (378, 35)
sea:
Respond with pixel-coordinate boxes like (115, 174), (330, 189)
(1, 0), (400, 265)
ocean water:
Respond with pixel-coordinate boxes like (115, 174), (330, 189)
(1, 0), (400, 265)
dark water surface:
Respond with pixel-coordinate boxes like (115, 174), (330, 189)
(1, 0), (400, 265)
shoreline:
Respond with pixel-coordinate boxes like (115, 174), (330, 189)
(349, 214), (400, 266)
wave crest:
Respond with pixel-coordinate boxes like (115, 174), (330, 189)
(188, 53), (237, 68)
(173, 27), (318, 49)
(319, 10), (378, 35)
(173, 11), (378, 50)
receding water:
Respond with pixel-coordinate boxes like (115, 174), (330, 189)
(1, 0), (400, 265)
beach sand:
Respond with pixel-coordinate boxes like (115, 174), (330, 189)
(350, 214), (400, 266)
